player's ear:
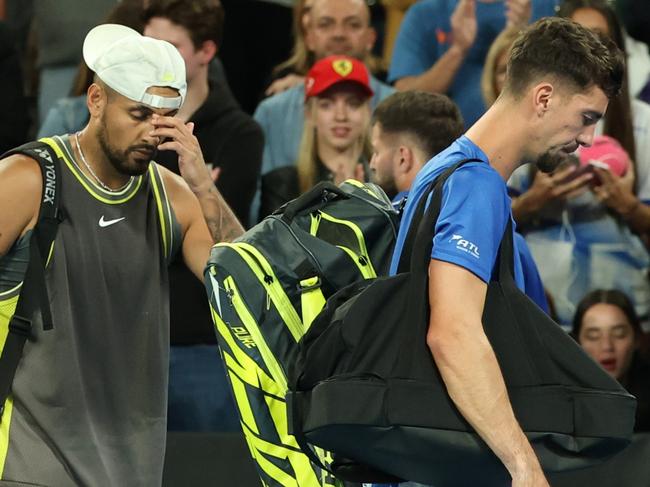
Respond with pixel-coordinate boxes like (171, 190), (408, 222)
(87, 82), (108, 119)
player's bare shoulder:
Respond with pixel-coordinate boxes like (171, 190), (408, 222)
(155, 163), (192, 197)
(153, 162), (201, 231)
(0, 154), (44, 256)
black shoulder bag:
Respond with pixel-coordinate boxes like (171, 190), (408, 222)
(286, 160), (636, 486)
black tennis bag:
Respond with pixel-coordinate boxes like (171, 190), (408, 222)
(205, 179), (399, 486)
(286, 161), (637, 486)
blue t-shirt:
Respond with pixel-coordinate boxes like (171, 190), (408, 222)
(514, 231), (549, 314)
(390, 135), (525, 289)
(388, 0), (557, 127)
(390, 165), (548, 311)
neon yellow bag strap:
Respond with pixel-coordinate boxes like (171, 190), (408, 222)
(299, 276), (326, 331)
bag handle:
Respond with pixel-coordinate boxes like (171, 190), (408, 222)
(395, 159), (519, 377)
(493, 219), (557, 384)
(280, 181), (349, 224)
(396, 159), (481, 274)
(496, 218), (516, 285)
(395, 179), (434, 274)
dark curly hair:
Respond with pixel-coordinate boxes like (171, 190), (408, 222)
(505, 17), (624, 100)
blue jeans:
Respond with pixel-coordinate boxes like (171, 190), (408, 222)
(167, 344), (240, 432)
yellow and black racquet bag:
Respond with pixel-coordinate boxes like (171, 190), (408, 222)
(204, 180), (398, 487)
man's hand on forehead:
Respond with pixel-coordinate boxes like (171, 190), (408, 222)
(150, 114), (194, 151)
(151, 114), (212, 194)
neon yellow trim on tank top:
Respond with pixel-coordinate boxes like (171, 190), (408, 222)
(155, 164), (174, 260)
(45, 242), (55, 267)
(40, 137), (143, 205)
(148, 165), (169, 258)
(0, 283), (21, 299)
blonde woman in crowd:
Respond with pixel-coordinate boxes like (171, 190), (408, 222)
(259, 55), (373, 217)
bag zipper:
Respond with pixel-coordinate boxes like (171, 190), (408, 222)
(342, 180), (399, 240)
(272, 216), (325, 276)
(311, 211), (378, 279)
(234, 242), (305, 341)
(215, 243), (304, 342)
(223, 275), (288, 392)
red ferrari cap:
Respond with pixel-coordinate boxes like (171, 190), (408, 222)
(305, 55), (374, 100)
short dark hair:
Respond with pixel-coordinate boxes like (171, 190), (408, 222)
(572, 289), (642, 340)
(372, 91), (464, 159)
(143, 0), (224, 48)
(505, 17), (624, 100)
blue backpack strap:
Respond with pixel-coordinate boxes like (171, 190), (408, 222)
(0, 141), (64, 417)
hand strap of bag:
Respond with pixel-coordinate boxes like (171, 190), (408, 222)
(280, 181), (349, 224)
(0, 142), (63, 417)
(396, 159), (481, 274)
(395, 159), (517, 377)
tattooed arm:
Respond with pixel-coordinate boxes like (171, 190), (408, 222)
(153, 114), (244, 280)
(191, 182), (244, 244)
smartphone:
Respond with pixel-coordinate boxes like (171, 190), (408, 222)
(556, 162), (595, 185)
(586, 159), (610, 171)
(558, 160), (609, 185)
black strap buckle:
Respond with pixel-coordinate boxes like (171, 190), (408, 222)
(53, 207), (66, 223)
(9, 315), (32, 338)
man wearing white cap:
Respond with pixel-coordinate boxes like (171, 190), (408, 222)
(0, 24), (242, 486)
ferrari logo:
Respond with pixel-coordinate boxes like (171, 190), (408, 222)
(332, 59), (353, 77)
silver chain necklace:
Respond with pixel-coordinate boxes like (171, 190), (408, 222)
(74, 132), (133, 193)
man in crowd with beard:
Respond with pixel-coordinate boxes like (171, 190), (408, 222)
(0, 24), (242, 485)
(369, 90), (464, 203)
(386, 18), (623, 487)
(370, 90), (549, 314)
(250, 0), (394, 223)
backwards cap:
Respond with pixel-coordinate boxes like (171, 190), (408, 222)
(83, 24), (187, 110)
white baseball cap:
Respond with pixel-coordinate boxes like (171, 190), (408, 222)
(83, 23), (187, 110)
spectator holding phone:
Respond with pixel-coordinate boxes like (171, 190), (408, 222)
(504, 0), (650, 325)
